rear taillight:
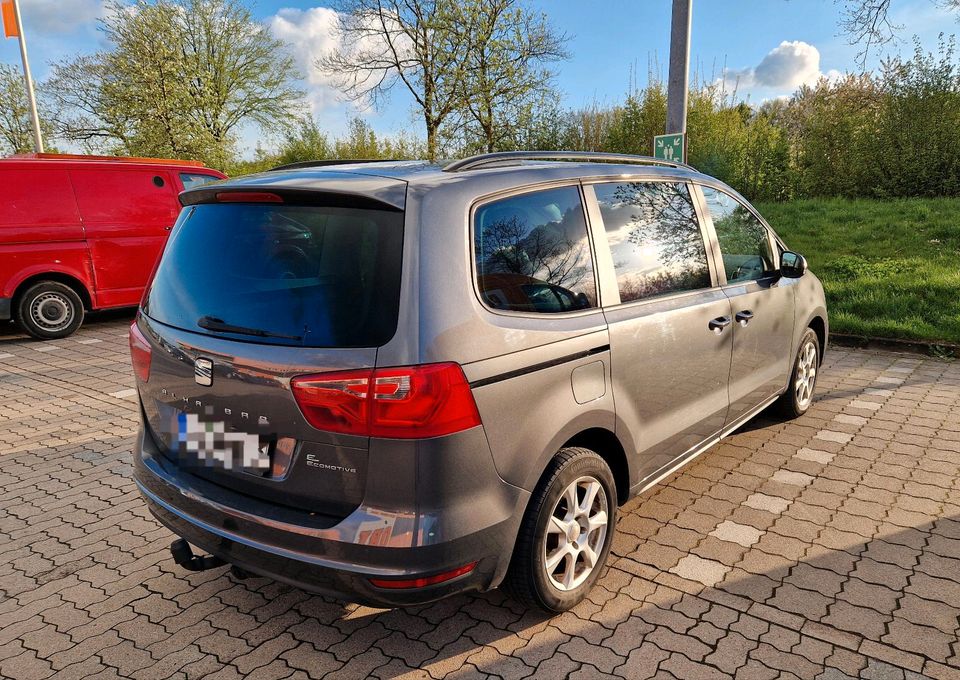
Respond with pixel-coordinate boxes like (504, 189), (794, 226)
(129, 322), (152, 382)
(290, 363), (481, 438)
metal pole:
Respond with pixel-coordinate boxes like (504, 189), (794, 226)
(666, 0), (691, 138)
(12, 0), (44, 153)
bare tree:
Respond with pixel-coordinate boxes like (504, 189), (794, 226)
(318, 0), (469, 160)
(838, 0), (960, 68)
(455, 0), (569, 153)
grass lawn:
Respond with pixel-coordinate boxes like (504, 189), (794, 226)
(754, 197), (960, 346)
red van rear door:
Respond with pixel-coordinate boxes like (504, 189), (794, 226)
(70, 167), (179, 308)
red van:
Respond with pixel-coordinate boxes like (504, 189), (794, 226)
(0, 153), (225, 339)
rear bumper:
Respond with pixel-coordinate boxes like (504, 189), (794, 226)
(133, 423), (528, 607)
(0, 297), (11, 321)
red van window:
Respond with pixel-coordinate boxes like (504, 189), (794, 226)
(69, 169), (178, 225)
(0, 168), (80, 227)
(179, 172), (220, 191)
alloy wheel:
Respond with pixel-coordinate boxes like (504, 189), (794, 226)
(542, 476), (609, 591)
(794, 340), (818, 409)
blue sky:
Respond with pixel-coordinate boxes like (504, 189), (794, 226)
(2, 0), (957, 155)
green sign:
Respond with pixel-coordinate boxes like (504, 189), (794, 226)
(653, 133), (685, 163)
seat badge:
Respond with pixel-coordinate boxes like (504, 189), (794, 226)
(194, 358), (213, 386)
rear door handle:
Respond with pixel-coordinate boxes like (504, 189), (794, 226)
(708, 316), (732, 333)
(736, 310), (754, 325)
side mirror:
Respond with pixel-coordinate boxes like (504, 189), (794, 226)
(780, 251), (807, 278)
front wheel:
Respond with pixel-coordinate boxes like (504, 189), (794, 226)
(504, 447), (617, 612)
(16, 281), (85, 340)
(775, 328), (820, 419)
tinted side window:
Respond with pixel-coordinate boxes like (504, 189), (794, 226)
(594, 181), (711, 303)
(701, 186), (776, 283)
(474, 186), (597, 314)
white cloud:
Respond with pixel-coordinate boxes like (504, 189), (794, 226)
(267, 6), (413, 120)
(719, 41), (843, 96)
(268, 7), (345, 115)
(19, 0), (105, 34)
(754, 41), (822, 88)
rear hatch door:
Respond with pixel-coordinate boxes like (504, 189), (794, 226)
(137, 188), (404, 518)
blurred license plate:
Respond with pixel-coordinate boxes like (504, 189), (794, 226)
(176, 412), (271, 470)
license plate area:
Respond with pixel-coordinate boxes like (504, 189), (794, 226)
(176, 412), (273, 474)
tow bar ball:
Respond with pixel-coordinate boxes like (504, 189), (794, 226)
(168, 539), (253, 580)
(169, 538), (225, 571)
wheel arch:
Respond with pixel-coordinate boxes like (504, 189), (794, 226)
(560, 427), (630, 506)
(13, 272), (93, 312)
(807, 314), (827, 365)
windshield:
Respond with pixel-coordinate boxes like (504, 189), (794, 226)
(143, 202), (404, 347)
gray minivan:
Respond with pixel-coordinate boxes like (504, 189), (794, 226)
(130, 152), (827, 612)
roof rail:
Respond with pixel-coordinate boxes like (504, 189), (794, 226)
(8, 152), (206, 167)
(267, 159), (404, 172)
(442, 151), (695, 173)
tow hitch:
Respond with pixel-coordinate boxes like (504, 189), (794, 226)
(169, 539), (226, 571)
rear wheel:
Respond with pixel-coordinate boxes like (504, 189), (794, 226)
(504, 447), (617, 612)
(775, 328), (820, 418)
(16, 281), (85, 340)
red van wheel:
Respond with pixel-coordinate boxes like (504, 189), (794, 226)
(17, 281), (85, 340)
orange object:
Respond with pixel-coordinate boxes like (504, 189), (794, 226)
(1, 0), (18, 39)
(10, 152), (206, 167)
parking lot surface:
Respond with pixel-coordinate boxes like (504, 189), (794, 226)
(2, 315), (960, 679)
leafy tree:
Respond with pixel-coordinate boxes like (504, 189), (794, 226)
(319, 0), (469, 160)
(332, 117), (425, 159)
(0, 64), (56, 154)
(47, 0), (304, 168)
(784, 74), (883, 197)
(275, 119), (332, 166)
(873, 36), (960, 196)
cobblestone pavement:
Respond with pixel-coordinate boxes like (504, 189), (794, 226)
(2, 315), (960, 680)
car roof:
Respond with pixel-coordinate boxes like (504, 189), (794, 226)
(192, 156), (727, 213)
(254, 159), (712, 186)
(1, 153), (221, 173)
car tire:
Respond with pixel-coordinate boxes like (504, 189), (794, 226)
(775, 328), (820, 419)
(504, 447), (617, 613)
(16, 281), (85, 340)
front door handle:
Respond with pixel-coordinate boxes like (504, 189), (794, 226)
(736, 310), (754, 326)
(708, 316), (732, 334)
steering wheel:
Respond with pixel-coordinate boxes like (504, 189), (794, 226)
(733, 256), (764, 282)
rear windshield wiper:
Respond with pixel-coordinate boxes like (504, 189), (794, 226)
(197, 316), (302, 341)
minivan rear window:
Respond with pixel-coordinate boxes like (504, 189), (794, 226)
(143, 203), (403, 347)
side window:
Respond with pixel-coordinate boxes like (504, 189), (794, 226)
(180, 172), (220, 190)
(593, 181), (711, 303)
(701, 186), (777, 283)
(474, 186), (598, 314)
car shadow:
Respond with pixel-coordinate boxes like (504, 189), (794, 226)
(0, 307), (136, 343)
